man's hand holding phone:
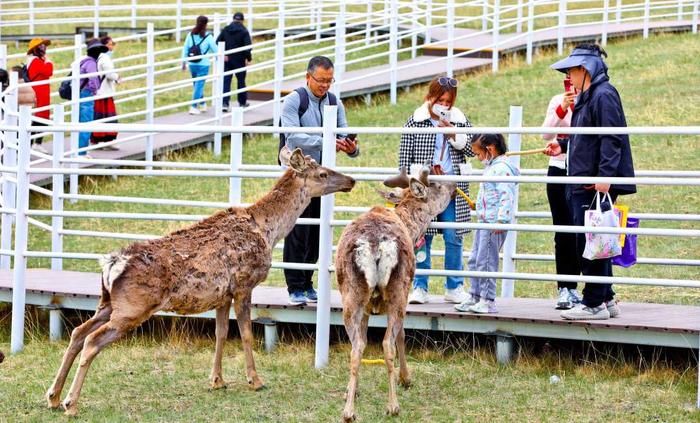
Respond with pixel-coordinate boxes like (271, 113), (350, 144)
(336, 134), (358, 154)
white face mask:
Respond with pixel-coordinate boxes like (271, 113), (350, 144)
(431, 103), (449, 120)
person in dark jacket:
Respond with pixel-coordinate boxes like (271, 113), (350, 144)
(217, 11), (252, 111)
(544, 43), (635, 321)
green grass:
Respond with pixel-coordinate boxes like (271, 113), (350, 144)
(19, 30), (700, 306)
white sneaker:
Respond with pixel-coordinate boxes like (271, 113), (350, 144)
(556, 288), (573, 310)
(31, 144), (49, 154)
(198, 104), (208, 113)
(407, 288), (429, 304)
(468, 299), (498, 314)
(606, 299), (621, 318)
(561, 304), (610, 320)
(444, 285), (469, 304)
(569, 289), (583, 304)
(454, 294), (478, 312)
(189, 107), (201, 115)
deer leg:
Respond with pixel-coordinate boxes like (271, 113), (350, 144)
(61, 316), (134, 416)
(383, 311), (402, 416)
(396, 324), (411, 388)
(232, 290), (264, 390)
(209, 299), (232, 390)
(46, 302), (112, 409)
(341, 306), (367, 422)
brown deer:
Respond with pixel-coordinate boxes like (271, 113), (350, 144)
(45, 148), (355, 416)
(335, 167), (455, 421)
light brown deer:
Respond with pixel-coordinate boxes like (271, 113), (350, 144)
(45, 148), (355, 416)
(335, 167), (455, 421)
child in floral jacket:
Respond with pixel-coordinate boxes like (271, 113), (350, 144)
(455, 133), (519, 314)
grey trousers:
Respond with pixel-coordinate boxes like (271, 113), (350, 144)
(468, 229), (507, 301)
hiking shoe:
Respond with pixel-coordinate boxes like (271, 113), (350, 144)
(222, 104), (230, 112)
(444, 285), (469, 303)
(556, 288), (573, 310)
(606, 299), (621, 318)
(305, 288), (318, 303)
(198, 104), (208, 113)
(569, 288), (583, 304)
(288, 291), (307, 306)
(239, 102), (250, 108)
(408, 288), (429, 304)
(468, 299), (498, 314)
(188, 107), (201, 115)
(561, 304), (610, 320)
(454, 294), (479, 312)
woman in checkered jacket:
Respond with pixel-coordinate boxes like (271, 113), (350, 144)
(399, 76), (475, 305)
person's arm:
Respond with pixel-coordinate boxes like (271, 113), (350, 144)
(336, 100), (359, 157)
(398, 118), (415, 171)
(451, 117), (474, 157)
(208, 34), (218, 54)
(495, 167), (516, 223)
(101, 55), (119, 82)
(282, 92), (322, 152)
(542, 95), (566, 140)
(84, 59), (100, 94)
(28, 58), (53, 80)
(597, 93), (625, 177)
(182, 34), (191, 60)
(244, 30), (253, 62)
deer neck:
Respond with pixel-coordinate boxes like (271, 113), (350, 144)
(247, 170), (312, 246)
(393, 203), (436, 244)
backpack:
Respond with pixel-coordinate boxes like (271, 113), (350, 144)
(187, 33), (210, 63)
(277, 87), (337, 164)
(58, 58), (91, 100)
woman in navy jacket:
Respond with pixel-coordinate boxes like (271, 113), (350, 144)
(544, 44), (635, 321)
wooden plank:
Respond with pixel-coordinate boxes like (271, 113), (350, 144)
(1, 270), (698, 335)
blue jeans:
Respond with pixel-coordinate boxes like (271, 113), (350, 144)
(413, 199), (464, 291)
(189, 64), (209, 107)
(78, 89), (94, 156)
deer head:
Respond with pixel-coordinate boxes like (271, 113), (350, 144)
(379, 166), (455, 214)
(280, 146), (356, 196)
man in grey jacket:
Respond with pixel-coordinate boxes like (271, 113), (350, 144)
(282, 55), (360, 305)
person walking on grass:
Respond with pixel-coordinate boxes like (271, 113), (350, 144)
(90, 35), (122, 150)
(400, 76), (475, 306)
(280, 56), (360, 306)
(541, 77), (583, 310)
(182, 15), (218, 115)
(217, 11), (252, 111)
(25, 37), (53, 154)
(544, 44), (636, 321)
(454, 134), (519, 314)
(77, 38), (109, 158)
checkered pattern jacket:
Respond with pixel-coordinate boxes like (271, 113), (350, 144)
(398, 102), (475, 236)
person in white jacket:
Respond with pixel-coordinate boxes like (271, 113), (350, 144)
(542, 81), (582, 310)
(91, 35), (121, 150)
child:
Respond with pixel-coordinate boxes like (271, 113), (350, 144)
(455, 134), (519, 314)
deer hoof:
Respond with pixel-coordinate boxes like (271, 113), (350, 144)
(342, 410), (357, 422)
(61, 399), (78, 417)
(386, 404), (400, 416)
(399, 377), (412, 389)
(210, 376), (227, 390)
(46, 390), (61, 409)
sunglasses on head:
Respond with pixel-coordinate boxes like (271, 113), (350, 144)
(438, 77), (458, 88)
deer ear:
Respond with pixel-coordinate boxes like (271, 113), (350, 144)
(409, 177), (427, 199)
(375, 188), (403, 205)
(289, 148), (308, 172)
(279, 145), (293, 166)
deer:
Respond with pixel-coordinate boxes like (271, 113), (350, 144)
(45, 147), (355, 416)
(335, 166), (456, 421)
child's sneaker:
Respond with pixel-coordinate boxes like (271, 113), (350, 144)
(561, 304), (610, 320)
(444, 285), (469, 303)
(188, 107), (201, 115)
(305, 288), (318, 303)
(606, 299), (621, 318)
(468, 299), (498, 314)
(454, 294), (478, 312)
(408, 288), (429, 304)
(556, 288), (573, 310)
(569, 288), (583, 304)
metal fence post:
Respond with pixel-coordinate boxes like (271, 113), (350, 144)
(10, 106), (31, 354)
(69, 35), (82, 203)
(516, 0), (523, 33)
(315, 105), (337, 369)
(176, 0), (183, 43)
(214, 40), (225, 157)
(229, 107), (243, 205)
(390, 0), (398, 104)
(447, 0), (455, 78)
(0, 44), (6, 70)
(643, 0), (650, 38)
(526, 0), (534, 64)
(366, 0), (373, 46)
(335, 0), (346, 97)
(482, 0), (489, 31)
(616, 0), (622, 24)
(248, 0), (254, 36)
(146, 23), (155, 171)
(677, 0), (683, 21)
(316, 0), (323, 42)
(273, 28), (284, 133)
(226, 0), (232, 21)
(557, 0), (566, 55)
(602, 0), (610, 46)
(51, 105), (65, 271)
(0, 72), (19, 270)
(500, 105), (523, 299)
(693, 0), (698, 34)
(29, 0), (35, 35)
(94, 0), (100, 38)
(425, 0), (432, 43)
(411, 0), (418, 59)
(493, 0), (500, 73)
(131, 0), (137, 28)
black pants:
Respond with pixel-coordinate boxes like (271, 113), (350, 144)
(546, 166), (580, 290)
(283, 197), (321, 294)
(567, 188), (617, 307)
(223, 64), (247, 107)
(32, 120), (47, 145)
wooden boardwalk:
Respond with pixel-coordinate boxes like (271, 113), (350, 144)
(1, 269), (698, 349)
(26, 19), (695, 187)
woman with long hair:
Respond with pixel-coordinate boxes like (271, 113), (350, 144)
(181, 15), (218, 115)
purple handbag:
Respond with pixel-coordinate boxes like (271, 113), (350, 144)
(612, 217), (638, 267)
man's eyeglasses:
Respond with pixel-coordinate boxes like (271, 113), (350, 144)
(308, 73), (335, 86)
(438, 77), (458, 88)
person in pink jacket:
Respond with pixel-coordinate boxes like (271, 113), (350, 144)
(542, 79), (582, 310)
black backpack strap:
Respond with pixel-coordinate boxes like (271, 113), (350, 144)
(295, 87), (309, 119)
(327, 92), (337, 106)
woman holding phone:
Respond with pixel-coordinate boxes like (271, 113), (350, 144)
(541, 75), (582, 310)
(398, 75), (475, 305)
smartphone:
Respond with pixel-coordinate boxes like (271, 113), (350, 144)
(346, 133), (357, 141)
(564, 77), (572, 93)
